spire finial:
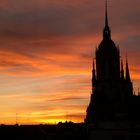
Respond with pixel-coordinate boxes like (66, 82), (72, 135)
(105, 0), (108, 27)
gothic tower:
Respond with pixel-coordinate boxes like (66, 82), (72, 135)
(85, 0), (133, 124)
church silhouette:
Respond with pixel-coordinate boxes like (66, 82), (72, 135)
(85, 1), (140, 139)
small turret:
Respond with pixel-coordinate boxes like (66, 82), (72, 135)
(126, 57), (131, 82)
(120, 59), (124, 80)
(92, 59), (96, 87)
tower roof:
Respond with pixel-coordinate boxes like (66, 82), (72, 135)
(97, 0), (118, 54)
(98, 38), (116, 54)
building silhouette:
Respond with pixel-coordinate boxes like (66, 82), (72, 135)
(85, 0), (140, 127)
(85, 1), (140, 139)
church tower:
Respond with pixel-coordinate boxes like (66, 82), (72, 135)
(85, 0), (133, 124)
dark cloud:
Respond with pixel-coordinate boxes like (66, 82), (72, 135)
(48, 96), (87, 101)
(0, 0), (139, 39)
(65, 114), (85, 119)
(0, 4), (99, 38)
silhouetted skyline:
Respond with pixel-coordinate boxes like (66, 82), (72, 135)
(0, 0), (139, 124)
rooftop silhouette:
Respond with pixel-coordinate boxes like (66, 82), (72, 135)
(85, 0), (140, 139)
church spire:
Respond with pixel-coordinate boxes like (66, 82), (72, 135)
(103, 0), (111, 39)
(105, 0), (108, 27)
(120, 59), (124, 80)
(92, 59), (96, 87)
(126, 57), (130, 81)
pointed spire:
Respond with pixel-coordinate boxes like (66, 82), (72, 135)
(92, 59), (96, 87)
(103, 0), (111, 39)
(126, 56), (130, 81)
(120, 58), (124, 80)
(105, 0), (109, 27)
(93, 58), (95, 70)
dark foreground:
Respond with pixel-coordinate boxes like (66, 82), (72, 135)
(1, 122), (140, 140)
(0, 123), (88, 140)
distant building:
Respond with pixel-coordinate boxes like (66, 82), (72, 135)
(85, 1), (140, 139)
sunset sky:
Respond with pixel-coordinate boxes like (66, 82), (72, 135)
(0, 0), (140, 124)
